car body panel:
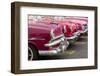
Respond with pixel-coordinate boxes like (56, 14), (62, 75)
(28, 23), (69, 55)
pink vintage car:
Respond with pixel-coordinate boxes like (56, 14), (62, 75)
(28, 23), (69, 60)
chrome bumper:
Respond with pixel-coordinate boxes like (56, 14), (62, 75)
(74, 31), (80, 36)
(45, 36), (66, 47)
(67, 35), (77, 40)
(66, 35), (77, 44)
(39, 37), (69, 55)
(80, 28), (88, 34)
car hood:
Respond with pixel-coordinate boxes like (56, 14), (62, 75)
(29, 23), (58, 30)
(28, 23), (61, 34)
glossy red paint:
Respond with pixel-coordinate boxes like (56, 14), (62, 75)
(53, 19), (78, 37)
(65, 17), (88, 33)
(34, 16), (78, 38)
(28, 23), (64, 51)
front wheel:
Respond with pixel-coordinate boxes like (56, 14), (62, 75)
(28, 44), (39, 60)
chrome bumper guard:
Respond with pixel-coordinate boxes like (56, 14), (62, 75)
(39, 36), (69, 55)
(45, 36), (66, 47)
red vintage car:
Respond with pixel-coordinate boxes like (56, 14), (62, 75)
(65, 17), (88, 34)
(28, 23), (69, 60)
(53, 17), (80, 44)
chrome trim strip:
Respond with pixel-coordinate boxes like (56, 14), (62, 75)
(74, 31), (80, 36)
(45, 38), (62, 47)
(80, 28), (88, 33)
(39, 49), (61, 55)
(50, 29), (55, 39)
(67, 35), (77, 40)
(51, 34), (64, 41)
(45, 36), (66, 47)
(64, 25), (66, 33)
(29, 37), (45, 40)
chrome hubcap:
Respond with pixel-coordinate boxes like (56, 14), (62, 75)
(28, 47), (33, 60)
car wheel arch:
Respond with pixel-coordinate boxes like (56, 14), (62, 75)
(28, 43), (38, 52)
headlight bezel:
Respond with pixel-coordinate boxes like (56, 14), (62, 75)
(50, 29), (55, 39)
(63, 25), (67, 33)
(70, 23), (73, 32)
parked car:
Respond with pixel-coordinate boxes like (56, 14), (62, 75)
(65, 17), (88, 34)
(53, 17), (80, 44)
(28, 23), (69, 60)
(59, 21), (80, 44)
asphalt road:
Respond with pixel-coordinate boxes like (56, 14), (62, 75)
(38, 35), (88, 60)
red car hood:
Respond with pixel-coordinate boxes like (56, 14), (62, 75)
(28, 23), (63, 38)
(29, 23), (58, 32)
